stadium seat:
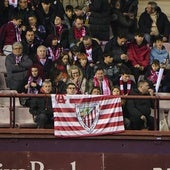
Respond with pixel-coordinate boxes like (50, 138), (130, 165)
(0, 72), (8, 90)
(0, 55), (7, 73)
(0, 107), (11, 127)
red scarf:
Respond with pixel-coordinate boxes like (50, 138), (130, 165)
(55, 25), (63, 35)
(73, 26), (86, 40)
(119, 77), (131, 95)
(93, 76), (111, 95)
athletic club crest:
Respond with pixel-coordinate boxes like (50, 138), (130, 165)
(76, 103), (100, 133)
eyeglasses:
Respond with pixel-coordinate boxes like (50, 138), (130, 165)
(13, 47), (22, 50)
(72, 72), (79, 75)
(67, 87), (76, 89)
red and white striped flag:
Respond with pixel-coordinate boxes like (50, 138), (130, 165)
(51, 94), (125, 137)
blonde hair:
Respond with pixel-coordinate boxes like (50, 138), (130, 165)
(68, 65), (83, 79)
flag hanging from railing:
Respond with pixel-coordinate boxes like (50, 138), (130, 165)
(51, 94), (125, 137)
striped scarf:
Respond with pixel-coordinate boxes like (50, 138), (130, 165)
(119, 77), (131, 95)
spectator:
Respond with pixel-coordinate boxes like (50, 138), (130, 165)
(138, 1), (170, 45)
(90, 86), (101, 95)
(126, 80), (154, 130)
(88, 67), (112, 95)
(67, 65), (87, 94)
(127, 31), (150, 82)
(0, 14), (22, 56)
(69, 16), (90, 47)
(88, 0), (111, 41)
(21, 28), (40, 62)
(0, 0), (14, 27)
(66, 82), (77, 94)
(5, 42), (33, 92)
(34, 45), (53, 80)
(29, 79), (54, 128)
(78, 35), (103, 65)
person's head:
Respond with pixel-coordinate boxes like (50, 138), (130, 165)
(82, 35), (92, 48)
(146, 1), (158, 14)
(66, 83), (77, 94)
(41, 79), (52, 94)
(74, 16), (84, 29)
(77, 53), (88, 67)
(30, 66), (39, 77)
(112, 86), (120, 95)
(120, 65), (132, 82)
(4, 0), (9, 7)
(37, 45), (47, 59)
(11, 14), (22, 26)
(74, 6), (83, 16)
(18, 0), (28, 10)
(103, 52), (114, 64)
(117, 33), (127, 46)
(69, 65), (82, 79)
(45, 34), (59, 47)
(90, 87), (101, 95)
(54, 15), (62, 26)
(134, 32), (145, 45)
(41, 0), (51, 11)
(12, 42), (23, 56)
(154, 35), (163, 50)
(151, 59), (160, 71)
(60, 51), (69, 65)
(138, 80), (150, 94)
(94, 67), (105, 81)
(65, 5), (74, 18)
(25, 28), (35, 43)
(28, 15), (37, 26)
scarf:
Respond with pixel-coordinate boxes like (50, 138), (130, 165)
(93, 76), (111, 95)
(55, 25), (63, 35)
(15, 25), (21, 42)
(119, 77), (131, 95)
(148, 69), (158, 84)
(27, 76), (43, 94)
(74, 26), (86, 40)
(47, 47), (60, 61)
(15, 56), (22, 64)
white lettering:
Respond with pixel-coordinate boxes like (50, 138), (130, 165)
(30, 161), (44, 170)
(70, 161), (76, 170)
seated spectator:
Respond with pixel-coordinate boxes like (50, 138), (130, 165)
(111, 85), (131, 130)
(69, 16), (90, 48)
(67, 65), (87, 94)
(27, 14), (46, 44)
(21, 28), (40, 62)
(128, 31), (150, 82)
(78, 35), (103, 65)
(88, 67), (112, 95)
(24, 65), (43, 94)
(104, 33), (130, 67)
(126, 80), (154, 130)
(51, 14), (69, 48)
(0, 13), (22, 56)
(29, 79), (54, 128)
(76, 53), (94, 80)
(138, 1), (170, 45)
(63, 5), (75, 29)
(34, 45), (53, 80)
(150, 35), (169, 69)
(145, 59), (160, 88)
(44, 34), (63, 62)
(5, 41), (33, 92)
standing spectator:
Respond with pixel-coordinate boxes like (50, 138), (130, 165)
(69, 16), (91, 47)
(138, 1), (170, 45)
(88, 0), (111, 41)
(5, 42), (33, 92)
(127, 31), (150, 82)
(29, 79), (54, 128)
(126, 80), (154, 130)
(0, 14), (22, 56)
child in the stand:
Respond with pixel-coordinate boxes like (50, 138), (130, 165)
(25, 66), (43, 94)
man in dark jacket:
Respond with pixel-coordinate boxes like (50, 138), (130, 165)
(138, 1), (170, 44)
(126, 80), (154, 130)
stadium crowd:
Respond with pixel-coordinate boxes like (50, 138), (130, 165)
(0, 0), (170, 130)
